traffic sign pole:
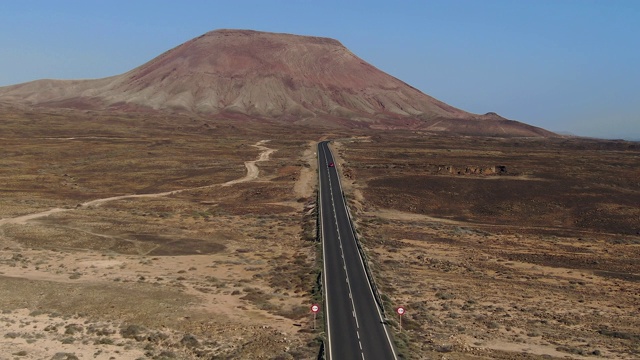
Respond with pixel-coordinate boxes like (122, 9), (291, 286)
(396, 307), (405, 331)
(311, 304), (320, 330)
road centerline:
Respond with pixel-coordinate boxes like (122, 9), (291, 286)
(317, 141), (397, 360)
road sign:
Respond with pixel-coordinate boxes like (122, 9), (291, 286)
(396, 307), (405, 331)
(311, 304), (320, 330)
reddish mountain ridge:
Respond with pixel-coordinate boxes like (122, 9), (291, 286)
(0, 29), (554, 136)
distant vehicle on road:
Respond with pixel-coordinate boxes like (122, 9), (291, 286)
(328, 162), (335, 167)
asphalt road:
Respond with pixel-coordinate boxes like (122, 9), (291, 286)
(317, 141), (397, 360)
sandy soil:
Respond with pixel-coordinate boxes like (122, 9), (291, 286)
(0, 140), (275, 227)
(0, 134), (320, 360)
(7, 106), (636, 359)
(331, 135), (640, 359)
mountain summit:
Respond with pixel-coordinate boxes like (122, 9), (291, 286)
(0, 29), (553, 136)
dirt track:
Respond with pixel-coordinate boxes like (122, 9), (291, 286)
(0, 140), (275, 226)
(0, 138), (322, 360)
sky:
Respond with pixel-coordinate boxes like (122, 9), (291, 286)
(0, 0), (638, 140)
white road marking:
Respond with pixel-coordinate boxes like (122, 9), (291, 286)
(325, 142), (399, 360)
(327, 161), (361, 331)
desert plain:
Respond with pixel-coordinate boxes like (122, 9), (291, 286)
(0, 107), (639, 360)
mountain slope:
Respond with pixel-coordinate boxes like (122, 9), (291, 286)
(0, 29), (554, 137)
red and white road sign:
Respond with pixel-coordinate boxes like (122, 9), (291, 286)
(396, 307), (405, 316)
(311, 304), (320, 313)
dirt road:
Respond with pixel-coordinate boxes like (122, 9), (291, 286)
(0, 140), (275, 226)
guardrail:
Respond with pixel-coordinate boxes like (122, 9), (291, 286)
(327, 142), (387, 319)
(341, 190), (387, 318)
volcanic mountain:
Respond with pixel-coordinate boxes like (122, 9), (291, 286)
(0, 29), (553, 136)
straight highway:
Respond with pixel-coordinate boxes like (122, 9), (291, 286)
(317, 141), (397, 360)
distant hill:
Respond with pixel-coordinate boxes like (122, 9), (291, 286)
(0, 29), (555, 137)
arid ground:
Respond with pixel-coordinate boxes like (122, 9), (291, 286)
(332, 133), (639, 359)
(0, 108), (325, 359)
(1, 107), (639, 359)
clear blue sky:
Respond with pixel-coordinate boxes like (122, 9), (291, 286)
(1, 0), (638, 139)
